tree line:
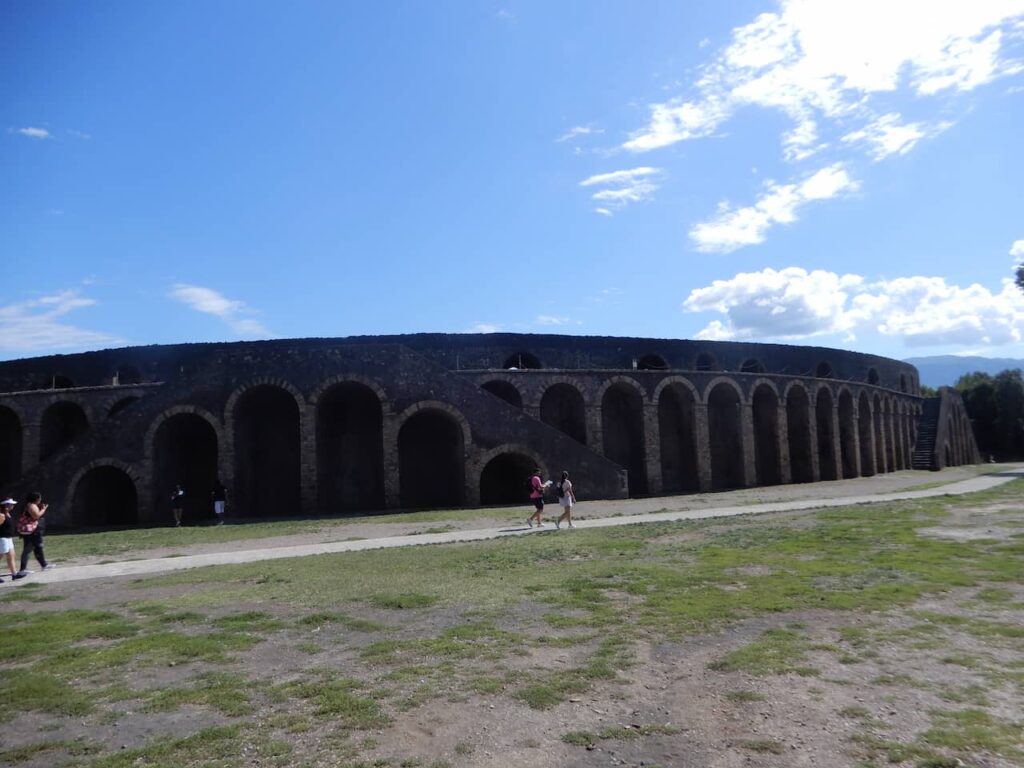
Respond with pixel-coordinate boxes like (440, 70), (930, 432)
(955, 369), (1024, 460)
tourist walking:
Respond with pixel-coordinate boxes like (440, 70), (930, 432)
(527, 467), (546, 528)
(555, 471), (577, 529)
(0, 497), (26, 581)
(170, 484), (185, 527)
(17, 491), (52, 574)
(211, 482), (227, 525)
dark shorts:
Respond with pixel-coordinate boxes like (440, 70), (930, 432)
(532, 498), (544, 511)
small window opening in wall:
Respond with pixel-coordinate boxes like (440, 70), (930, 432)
(637, 353), (668, 371)
(868, 368), (880, 385)
(52, 375), (74, 389)
(695, 352), (718, 372)
(740, 358), (764, 374)
(503, 352), (541, 370)
(900, 373), (908, 393)
(815, 361), (833, 379)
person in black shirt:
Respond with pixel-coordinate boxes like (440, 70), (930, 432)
(0, 497), (25, 581)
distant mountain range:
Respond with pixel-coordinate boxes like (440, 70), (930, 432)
(903, 356), (1024, 389)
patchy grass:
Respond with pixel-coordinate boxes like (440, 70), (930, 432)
(707, 628), (819, 677)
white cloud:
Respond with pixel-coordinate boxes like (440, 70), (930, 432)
(556, 125), (605, 143)
(535, 315), (577, 326)
(690, 163), (858, 252)
(840, 113), (951, 160)
(683, 267), (1024, 348)
(13, 126), (50, 139)
(467, 323), (501, 333)
(579, 166), (663, 213)
(169, 283), (270, 337)
(1011, 239), (1024, 260)
(0, 290), (123, 356)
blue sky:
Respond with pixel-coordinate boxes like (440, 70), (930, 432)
(3, 1), (1024, 363)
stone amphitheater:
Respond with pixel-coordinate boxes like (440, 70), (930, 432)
(0, 334), (979, 528)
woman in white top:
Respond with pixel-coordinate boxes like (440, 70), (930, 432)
(555, 471), (577, 529)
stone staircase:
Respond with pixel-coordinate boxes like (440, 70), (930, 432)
(912, 397), (940, 470)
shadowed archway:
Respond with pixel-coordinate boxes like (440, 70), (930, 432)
(399, 409), (465, 508)
(602, 382), (647, 495)
(708, 382), (744, 490)
(72, 465), (138, 526)
(317, 382), (385, 514)
(540, 383), (587, 444)
(40, 401), (89, 461)
(658, 382), (699, 493)
(153, 413), (218, 524)
(480, 452), (536, 505)
(233, 385), (301, 518)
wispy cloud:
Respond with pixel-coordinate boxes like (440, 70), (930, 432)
(690, 163), (858, 252)
(535, 315), (579, 326)
(467, 322), (501, 334)
(579, 166), (663, 214)
(169, 284), (271, 338)
(556, 125), (605, 143)
(0, 290), (123, 356)
(12, 126), (50, 139)
(1011, 239), (1024, 260)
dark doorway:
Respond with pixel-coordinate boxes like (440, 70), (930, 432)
(602, 383), (647, 495)
(815, 389), (837, 481)
(480, 452), (536, 505)
(695, 353), (719, 372)
(540, 383), (586, 444)
(40, 401), (89, 461)
(658, 383), (698, 492)
(234, 386), (301, 518)
(399, 409), (464, 508)
(115, 365), (143, 385)
(752, 384), (781, 486)
(741, 359), (765, 374)
(873, 395), (886, 473)
(786, 386), (813, 483)
(0, 406), (21, 488)
(503, 352), (541, 369)
(858, 392), (874, 476)
(838, 390), (857, 479)
(638, 354), (668, 370)
(482, 380), (523, 409)
(708, 382), (744, 490)
(73, 466), (138, 526)
(153, 413), (218, 524)
(317, 382), (385, 514)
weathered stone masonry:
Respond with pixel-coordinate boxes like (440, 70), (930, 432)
(0, 333), (979, 528)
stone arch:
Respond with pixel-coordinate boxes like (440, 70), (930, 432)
(872, 393), (886, 473)
(316, 380), (385, 514)
(601, 378), (648, 495)
(883, 397), (896, 472)
(837, 388), (857, 479)
(595, 375), (648, 405)
(857, 391), (874, 476)
(231, 382), (303, 519)
(539, 382), (587, 444)
(478, 446), (546, 505)
(40, 400), (90, 462)
(309, 375), (389, 411)
(0, 404), (23, 487)
(702, 375), (743, 404)
(815, 386), (837, 481)
(867, 368), (880, 385)
(816, 361), (834, 379)
(752, 381), (781, 486)
(740, 358), (765, 374)
(637, 353), (669, 371)
(147, 407), (221, 524)
(657, 378), (699, 493)
(503, 351), (542, 370)
(707, 379), (745, 490)
(481, 380), (523, 409)
(695, 352), (720, 372)
(68, 459), (140, 527)
(397, 404), (467, 508)
(785, 382), (813, 484)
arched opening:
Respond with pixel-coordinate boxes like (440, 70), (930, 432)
(0, 406), (22, 487)
(481, 380), (523, 409)
(740, 359), (765, 374)
(900, 374), (908, 393)
(153, 413), (218, 524)
(115, 365), (143, 385)
(72, 466), (138, 526)
(52, 375), (75, 389)
(317, 382), (384, 514)
(873, 394), (886, 474)
(838, 390), (857, 479)
(658, 383), (698, 493)
(857, 392), (874, 476)
(708, 382), (744, 490)
(399, 409), (464, 508)
(234, 386), (301, 518)
(815, 362), (834, 379)
(40, 401), (89, 461)
(602, 382), (647, 495)
(503, 352), (542, 370)
(108, 397), (139, 418)
(695, 353), (719, 372)
(637, 354), (668, 371)
(815, 389), (837, 481)
(786, 387), (813, 483)
(944, 443), (952, 468)
(480, 452), (536, 505)
(867, 368), (879, 385)
(884, 401), (896, 472)
(752, 384), (781, 486)
(540, 383), (587, 444)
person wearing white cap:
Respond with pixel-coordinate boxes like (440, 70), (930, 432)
(0, 497), (26, 582)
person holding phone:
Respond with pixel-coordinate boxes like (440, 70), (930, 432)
(17, 491), (53, 575)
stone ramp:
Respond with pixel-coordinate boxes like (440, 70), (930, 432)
(11, 469), (1021, 586)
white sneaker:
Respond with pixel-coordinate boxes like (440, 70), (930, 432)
(526, 518), (533, 528)
(568, 523), (576, 529)
(43, 564), (56, 571)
